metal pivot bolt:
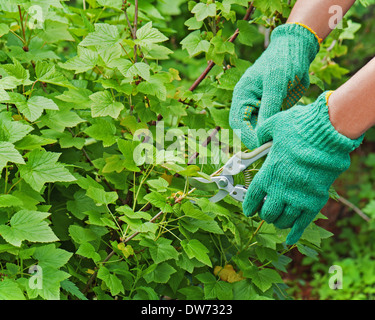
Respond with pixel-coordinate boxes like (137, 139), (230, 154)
(218, 178), (228, 188)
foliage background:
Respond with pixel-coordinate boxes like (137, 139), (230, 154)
(0, 0), (374, 300)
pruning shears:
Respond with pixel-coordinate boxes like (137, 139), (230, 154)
(193, 142), (273, 203)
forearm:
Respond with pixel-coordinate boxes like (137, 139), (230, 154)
(287, 0), (356, 40)
(328, 57), (375, 139)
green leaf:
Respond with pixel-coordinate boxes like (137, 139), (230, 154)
(195, 272), (233, 300)
(96, 0), (123, 10)
(37, 20), (74, 43)
(0, 141), (25, 171)
(0, 112), (33, 143)
(0, 23), (9, 37)
(89, 90), (124, 119)
(60, 47), (99, 74)
(137, 75), (167, 100)
(147, 177), (169, 192)
(97, 266), (124, 296)
(40, 107), (85, 132)
(1, 58), (32, 86)
(61, 279), (88, 300)
(86, 186), (118, 205)
(135, 22), (168, 46)
(143, 262), (176, 284)
(184, 17), (203, 30)
(76, 242), (102, 262)
(0, 194), (23, 208)
(84, 118), (117, 147)
(68, 225), (97, 244)
(19, 148), (76, 192)
(0, 210), (59, 247)
(191, 3), (216, 21)
(0, 279), (25, 300)
(127, 62), (150, 81)
(33, 244), (73, 269)
(242, 266), (283, 292)
(180, 31), (210, 57)
(18, 96), (59, 122)
(182, 201), (213, 221)
(181, 239), (212, 267)
(27, 266), (70, 300)
(15, 134), (56, 150)
(147, 238), (179, 264)
(80, 23), (120, 48)
(35, 61), (74, 88)
(144, 191), (174, 213)
(117, 139), (141, 172)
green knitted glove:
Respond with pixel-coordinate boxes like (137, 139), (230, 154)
(243, 91), (364, 245)
(229, 23), (321, 150)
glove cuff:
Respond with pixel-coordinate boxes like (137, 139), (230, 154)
(271, 23), (320, 63)
(295, 91), (364, 154)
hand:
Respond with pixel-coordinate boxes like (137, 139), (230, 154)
(229, 23), (320, 150)
(243, 91), (364, 245)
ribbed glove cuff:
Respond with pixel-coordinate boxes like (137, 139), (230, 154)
(271, 23), (320, 63)
(295, 91), (364, 153)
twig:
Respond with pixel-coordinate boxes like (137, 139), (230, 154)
(83, 163), (225, 294)
(188, 2), (254, 92)
(133, 0), (138, 62)
(338, 196), (370, 222)
(66, 128), (128, 205)
(187, 126), (221, 165)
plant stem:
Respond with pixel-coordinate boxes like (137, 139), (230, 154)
(133, 0), (138, 62)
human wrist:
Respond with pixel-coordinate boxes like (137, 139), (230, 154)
(327, 90), (368, 140)
(294, 91), (363, 153)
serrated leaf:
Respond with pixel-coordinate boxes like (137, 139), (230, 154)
(0, 112), (33, 143)
(18, 96), (59, 122)
(181, 239), (212, 267)
(135, 22), (168, 46)
(0, 210), (59, 247)
(0, 23), (9, 37)
(37, 20), (74, 43)
(84, 118), (117, 147)
(144, 191), (174, 213)
(243, 267), (283, 292)
(80, 23), (120, 48)
(0, 194), (23, 207)
(143, 262), (176, 284)
(19, 149), (76, 192)
(76, 242), (101, 262)
(181, 31), (210, 57)
(0, 279), (25, 300)
(89, 90), (124, 119)
(191, 3), (216, 21)
(0, 141), (25, 171)
(97, 266), (124, 296)
(35, 61), (74, 88)
(148, 238), (179, 264)
(86, 186), (118, 205)
(33, 244), (73, 269)
(27, 266), (70, 300)
(60, 47), (99, 74)
(61, 279), (88, 300)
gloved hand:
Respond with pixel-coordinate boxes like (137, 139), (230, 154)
(229, 23), (321, 150)
(243, 91), (364, 245)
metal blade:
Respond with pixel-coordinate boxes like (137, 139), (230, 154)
(208, 189), (228, 203)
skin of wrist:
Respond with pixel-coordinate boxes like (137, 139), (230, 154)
(327, 91), (364, 140)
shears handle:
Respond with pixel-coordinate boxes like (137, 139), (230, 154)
(221, 141), (273, 176)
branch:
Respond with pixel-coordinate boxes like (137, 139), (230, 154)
(188, 2), (254, 92)
(187, 126), (221, 165)
(133, 0), (138, 62)
(338, 196), (370, 222)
